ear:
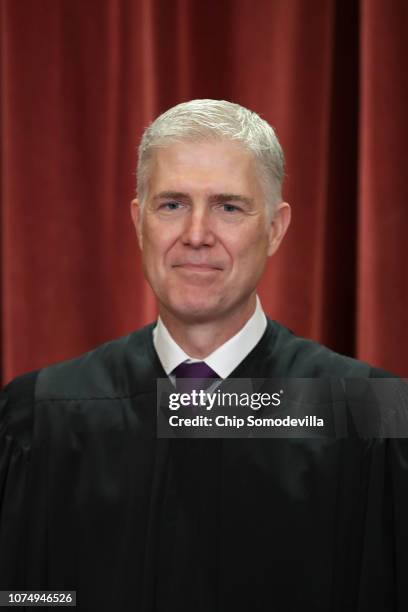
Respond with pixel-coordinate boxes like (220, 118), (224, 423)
(130, 199), (143, 250)
(267, 202), (291, 257)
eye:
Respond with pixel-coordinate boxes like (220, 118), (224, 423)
(161, 201), (183, 211)
(221, 203), (241, 213)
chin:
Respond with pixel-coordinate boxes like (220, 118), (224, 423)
(167, 297), (224, 323)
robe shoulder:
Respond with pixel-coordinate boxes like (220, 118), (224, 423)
(261, 319), (395, 378)
(0, 323), (158, 449)
(36, 322), (159, 400)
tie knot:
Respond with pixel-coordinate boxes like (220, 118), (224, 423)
(174, 361), (218, 379)
(173, 362), (219, 394)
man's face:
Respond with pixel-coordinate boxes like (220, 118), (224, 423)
(131, 140), (289, 324)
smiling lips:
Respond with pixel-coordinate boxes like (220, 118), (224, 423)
(172, 262), (224, 272)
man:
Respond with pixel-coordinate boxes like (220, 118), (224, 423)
(0, 100), (407, 611)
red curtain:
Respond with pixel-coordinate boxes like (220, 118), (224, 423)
(1, 0), (407, 383)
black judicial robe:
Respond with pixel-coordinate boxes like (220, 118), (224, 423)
(0, 319), (407, 611)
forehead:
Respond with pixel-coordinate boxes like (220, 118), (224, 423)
(147, 140), (263, 196)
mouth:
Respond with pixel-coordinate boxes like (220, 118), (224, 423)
(172, 263), (223, 271)
(171, 263), (224, 280)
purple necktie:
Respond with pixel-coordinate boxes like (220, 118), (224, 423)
(173, 361), (219, 395)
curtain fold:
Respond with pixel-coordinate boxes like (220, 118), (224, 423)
(1, 0), (407, 383)
(357, 0), (408, 373)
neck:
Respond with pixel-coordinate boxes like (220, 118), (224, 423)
(158, 295), (257, 358)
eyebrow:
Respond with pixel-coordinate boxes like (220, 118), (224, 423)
(153, 191), (253, 206)
(209, 194), (253, 206)
(153, 191), (189, 201)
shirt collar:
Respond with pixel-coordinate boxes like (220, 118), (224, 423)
(152, 296), (267, 378)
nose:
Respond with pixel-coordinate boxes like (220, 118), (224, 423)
(181, 207), (215, 248)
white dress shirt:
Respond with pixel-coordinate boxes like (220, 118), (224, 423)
(152, 296), (267, 379)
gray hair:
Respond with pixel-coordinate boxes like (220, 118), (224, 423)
(137, 99), (285, 215)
